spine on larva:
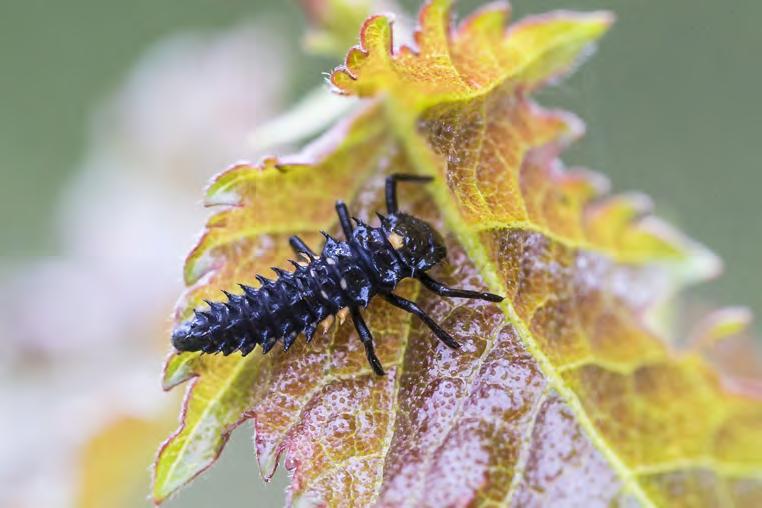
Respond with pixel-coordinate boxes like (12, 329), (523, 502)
(172, 224), (402, 356)
(174, 265), (332, 355)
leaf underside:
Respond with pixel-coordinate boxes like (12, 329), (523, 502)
(153, 1), (762, 506)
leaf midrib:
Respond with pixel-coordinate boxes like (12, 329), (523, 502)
(385, 98), (658, 507)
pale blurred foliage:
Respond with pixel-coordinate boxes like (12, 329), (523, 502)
(0, 22), (289, 507)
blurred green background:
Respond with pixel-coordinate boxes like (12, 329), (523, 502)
(1, 0), (760, 507)
(3, 0), (760, 315)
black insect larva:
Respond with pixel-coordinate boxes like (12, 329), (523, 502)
(172, 174), (504, 375)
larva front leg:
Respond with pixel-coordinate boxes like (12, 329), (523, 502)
(417, 272), (503, 303)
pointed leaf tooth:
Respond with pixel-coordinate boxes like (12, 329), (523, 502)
(691, 307), (754, 351)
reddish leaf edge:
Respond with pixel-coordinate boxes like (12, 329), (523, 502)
(151, 375), (252, 505)
(331, 1), (615, 99)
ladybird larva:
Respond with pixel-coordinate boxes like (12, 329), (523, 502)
(172, 174), (503, 375)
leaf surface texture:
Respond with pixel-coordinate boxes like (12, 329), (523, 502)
(154, 2), (762, 506)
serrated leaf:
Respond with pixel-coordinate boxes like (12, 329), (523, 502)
(154, 1), (762, 506)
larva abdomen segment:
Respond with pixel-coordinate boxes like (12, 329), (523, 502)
(172, 230), (388, 357)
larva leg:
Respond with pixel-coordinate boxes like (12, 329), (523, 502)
(418, 272), (503, 303)
(383, 293), (460, 349)
(289, 235), (317, 260)
(335, 201), (354, 239)
(385, 173), (433, 213)
(349, 306), (385, 376)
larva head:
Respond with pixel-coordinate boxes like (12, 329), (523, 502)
(381, 212), (447, 272)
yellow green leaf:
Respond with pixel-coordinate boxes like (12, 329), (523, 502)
(332, 1), (612, 105)
(154, 2), (762, 506)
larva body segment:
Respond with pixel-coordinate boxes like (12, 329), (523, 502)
(172, 174), (503, 375)
(172, 222), (403, 357)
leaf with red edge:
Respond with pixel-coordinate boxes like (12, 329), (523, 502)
(153, 2), (762, 506)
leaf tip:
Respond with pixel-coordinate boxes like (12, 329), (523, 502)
(692, 307), (754, 350)
(205, 162), (256, 206)
(183, 238), (217, 286)
(330, 13), (395, 96)
(162, 351), (200, 391)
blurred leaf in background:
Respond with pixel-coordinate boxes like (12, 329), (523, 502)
(77, 415), (176, 508)
(0, 14), (297, 508)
